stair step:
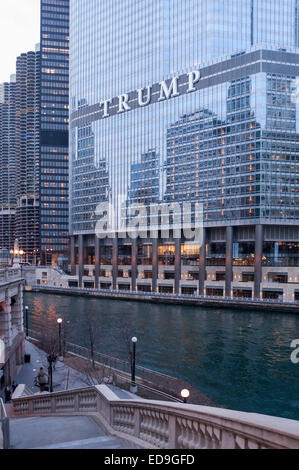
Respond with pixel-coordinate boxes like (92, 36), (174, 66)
(32, 435), (136, 449)
(10, 416), (138, 449)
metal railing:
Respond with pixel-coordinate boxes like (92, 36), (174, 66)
(27, 330), (188, 400)
(30, 284), (299, 307)
(66, 341), (181, 393)
(0, 398), (10, 449)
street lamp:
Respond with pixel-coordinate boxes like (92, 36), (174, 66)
(10, 250), (14, 266)
(47, 355), (56, 393)
(131, 337), (138, 394)
(24, 306), (29, 337)
(181, 389), (190, 404)
(57, 318), (63, 358)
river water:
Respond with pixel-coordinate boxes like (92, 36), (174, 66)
(24, 292), (299, 420)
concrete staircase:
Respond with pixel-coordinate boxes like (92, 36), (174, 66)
(11, 384), (299, 449)
(10, 416), (137, 449)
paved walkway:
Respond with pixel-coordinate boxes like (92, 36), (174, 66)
(4, 341), (139, 401)
(14, 341), (88, 394)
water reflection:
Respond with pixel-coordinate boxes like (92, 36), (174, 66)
(24, 292), (299, 420)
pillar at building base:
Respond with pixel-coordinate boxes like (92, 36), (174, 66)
(112, 236), (118, 290)
(152, 238), (158, 293)
(254, 225), (263, 299)
(175, 238), (181, 295)
(199, 228), (206, 296)
(78, 235), (84, 288)
(70, 236), (76, 276)
(225, 226), (233, 297)
(131, 239), (137, 292)
(95, 235), (101, 289)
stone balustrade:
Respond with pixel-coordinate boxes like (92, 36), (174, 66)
(12, 384), (299, 449)
(0, 269), (22, 285)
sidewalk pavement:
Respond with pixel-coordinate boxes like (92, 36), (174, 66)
(14, 341), (88, 395)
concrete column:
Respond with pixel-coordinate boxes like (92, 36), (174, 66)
(152, 238), (158, 293)
(95, 235), (101, 289)
(254, 225), (263, 299)
(70, 236), (76, 276)
(17, 339), (25, 366)
(112, 236), (118, 290)
(199, 228), (206, 296)
(225, 226), (233, 297)
(5, 290), (12, 348)
(175, 238), (181, 295)
(4, 360), (11, 386)
(78, 234), (84, 288)
(11, 286), (23, 334)
(131, 238), (137, 292)
(83, 244), (89, 265)
(0, 309), (11, 350)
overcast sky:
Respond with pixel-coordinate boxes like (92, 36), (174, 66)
(0, 0), (40, 83)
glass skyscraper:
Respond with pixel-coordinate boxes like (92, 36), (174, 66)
(69, 0), (299, 302)
(40, 0), (70, 265)
(0, 1), (70, 265)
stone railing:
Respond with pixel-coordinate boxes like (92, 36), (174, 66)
(12, 384), (299, 449)
(0, 268), (22, 285)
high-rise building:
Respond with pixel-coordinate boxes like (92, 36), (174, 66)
(39, 0), (70, 265)
(69, 0), (299, 302)
(15, 50), (40, 263)
(0, 1), (70, 266)
(0, 77), (16, 252)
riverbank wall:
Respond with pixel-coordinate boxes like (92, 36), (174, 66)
(27, 285), (299, 313)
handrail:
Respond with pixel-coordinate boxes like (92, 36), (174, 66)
(11, 384), (299, 449)
(30, 284), (299, 307)
(0, 398), (10, 449)
(27, 330), (189, 400)
(67, 341), (176, 380)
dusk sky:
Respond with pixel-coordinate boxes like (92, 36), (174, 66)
(0, 0), (40, 83)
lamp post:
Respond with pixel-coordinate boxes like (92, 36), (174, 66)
(24, 306), (29, 337)
(57, 318), (63, 358)
(131, 337), (138, 394)
(47, 355), (56, 393)
(19, 250), (25, 263)
(181, 389), (190, 404)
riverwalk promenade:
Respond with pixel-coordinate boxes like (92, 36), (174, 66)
(29, 285), (299, 313)
(6, 341), (88, 399)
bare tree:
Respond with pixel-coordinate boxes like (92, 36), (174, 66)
(80, 309), (102, 370)
(30, 315), (62, 392)
(35, 316), (60, 358)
